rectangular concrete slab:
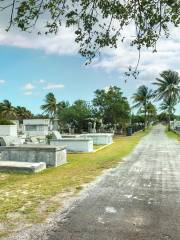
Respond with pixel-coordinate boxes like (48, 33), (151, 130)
(0, 144), (67, 167)
(81, 133), (113, 145)
(0, 161), (46, 173)
(50, 138), (93, 152)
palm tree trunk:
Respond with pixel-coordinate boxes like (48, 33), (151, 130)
(144, 105), (147, 131)
(168, 108), (171, 131)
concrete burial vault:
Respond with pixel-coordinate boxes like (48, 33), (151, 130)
(0, 161), (46, 173)
(81, 133), (113, 145)
(50, 138), (94, 152)
(0, 145), (67, 168)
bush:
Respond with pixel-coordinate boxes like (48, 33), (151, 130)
(46, 133), (53, 144)
(0, 119), (14, 125)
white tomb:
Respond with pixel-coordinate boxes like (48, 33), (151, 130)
(0, 136), (24, 146)
(170, 120), (180, 131)
(50, 138), (93, 152)
(81, 133), (113, 145)
(0, 125), (17, 137)
(0, 145), (67, 167)
(23, 119), (50, 137)
(50, 131), (93, 152)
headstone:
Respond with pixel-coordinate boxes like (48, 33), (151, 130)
(0, 136), (24, 146)
(88, 122), (93, 133)
(92, 122), (96, 133)
(53, 119), (59, 131)
(52, 131), (62, 140)
(30, 137), (39, 144)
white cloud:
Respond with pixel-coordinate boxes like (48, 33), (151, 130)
(0, 26), (78, 56)
(38, 79), (46, 83)
(0, 79), (6, 84)
(24, 91), (33, 95)
(0, 22), (179, 82)
(23, 83), (35, 91)
(43, 83), (64, 90)
(92, 26), (180, 82)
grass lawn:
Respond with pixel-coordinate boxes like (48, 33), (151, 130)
(165, 128), (180, 141)
(0, 129), (150, 237)
(93, 144), (105, 150)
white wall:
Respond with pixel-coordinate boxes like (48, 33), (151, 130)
(24, 126), (49, 137)
(23, 119), (50, 125)
(81, 134), (113, 145)
(23, 119), (50, 136)
(50, 139), (93, 152)
(0, 125), (17, 137)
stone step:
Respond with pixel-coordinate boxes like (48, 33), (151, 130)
(0, 161), (46, 173)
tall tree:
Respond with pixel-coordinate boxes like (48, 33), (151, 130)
(132, 85), (154, 129)
(58, 100), (92, 132)
(0, 100), (17, 119)
(41, 93), (57, 119)
(57, 101), (70, 115)
(153, 70), (180, 130)
(160, 98), (176, 126)
(15, 106), (33, 120)
(1, 1), (179, 64)
(93, 86), (130, 126)
(146, 102), (157, 123)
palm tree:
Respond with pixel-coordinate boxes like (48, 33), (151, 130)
(57, 101), (70, 112)
(41, 93), (57, 119)
(160, 98), (176, 125)
(146, 102), (157, 123)
(15, 106), (33, 120)
(132, 85), (154, 129)
(0, 100), (17, 119)
(153, 70), (180, 130)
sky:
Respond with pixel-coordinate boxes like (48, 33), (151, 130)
(0, 16), (179, 114)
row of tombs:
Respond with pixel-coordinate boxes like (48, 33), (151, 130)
(170, 120), (180, 133)
(0, 119), (114, 173)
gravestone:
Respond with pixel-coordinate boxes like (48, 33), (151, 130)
(52, 131), (62, 140)
(88, 122), (93, 133)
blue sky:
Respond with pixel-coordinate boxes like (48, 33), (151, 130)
(0, 25), (179, 114)
(0, 46), (135, 114)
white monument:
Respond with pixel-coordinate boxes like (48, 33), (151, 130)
(23, 119), (50, 137)
(0, 125), (17, 137)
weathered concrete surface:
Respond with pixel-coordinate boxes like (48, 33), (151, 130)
(50, 138), (94, 152)
(0, 161), (46, 173)
(81, 133), (113, 145)
(45, 125), (180, 240)
(0, 136), (23, 146)
(0, 145), (67, 167)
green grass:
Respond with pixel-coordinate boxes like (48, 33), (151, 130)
(93, 144), (105, 150)
(165, 128), (180, 141)
(0, 129), (151, 235)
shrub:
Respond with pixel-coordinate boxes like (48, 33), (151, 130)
(0, 119), (14, 125)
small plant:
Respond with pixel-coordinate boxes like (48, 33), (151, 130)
(46, 133), (53, 144)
